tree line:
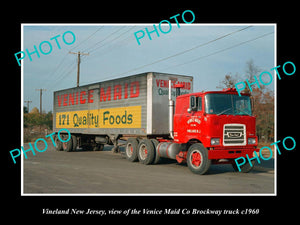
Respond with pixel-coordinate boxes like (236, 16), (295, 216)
(24, 107), (53, 129)
(23, 107), (53, 142)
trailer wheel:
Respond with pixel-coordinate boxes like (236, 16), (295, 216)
(71, 135), (77, 151)
(54, 136), (63, 151)
(187, 143), (211, 175)
(62, 136), (73, 152)
(125, 138), (139, 162)
(138, 139), (155, 165)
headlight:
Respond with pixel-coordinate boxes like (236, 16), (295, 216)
(211, 138), (220, 145)
(248, 138), (256, 145)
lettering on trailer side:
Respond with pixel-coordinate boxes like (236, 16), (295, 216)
(57, 81), (140, 107)
(56, 106), (142, 129)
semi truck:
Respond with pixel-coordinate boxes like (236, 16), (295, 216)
(53, 72), (258, 174)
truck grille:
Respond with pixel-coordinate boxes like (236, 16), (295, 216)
(223, 124), (246, 146)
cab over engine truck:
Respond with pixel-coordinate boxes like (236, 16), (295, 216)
(53, 72), (258, 175)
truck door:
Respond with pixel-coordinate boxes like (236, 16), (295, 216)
(187, 95), (202, 136)
(174, 95), (203, 143)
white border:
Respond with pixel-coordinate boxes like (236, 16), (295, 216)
(21, 23), (277, 196)
(274, 24), (277, 196)
(21, 24), (24, 195)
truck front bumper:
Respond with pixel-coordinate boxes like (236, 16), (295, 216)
(208, 148), (259, 160)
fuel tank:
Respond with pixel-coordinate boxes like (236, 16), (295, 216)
(156, 142), (181, 159)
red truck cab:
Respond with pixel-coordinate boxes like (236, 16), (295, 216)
(173, 88), (258, 173)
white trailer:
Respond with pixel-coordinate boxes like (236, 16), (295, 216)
(53, 72), (193, 152)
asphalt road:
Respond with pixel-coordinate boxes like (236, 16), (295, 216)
(23, 142), (275, 194)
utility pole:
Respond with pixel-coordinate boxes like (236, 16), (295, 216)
(35, 89), (46, 114)
(69, 51), (89, 87)
(24, 100), (32, 113)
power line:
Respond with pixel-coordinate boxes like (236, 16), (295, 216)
(47, 52), (69, 79)
(45, 27), (104, 88)
(82, 29), (273, 86)
(85, 26), (253, 82)
(47, 65), (77, 91)
(162, 31), (274, 70)
(81, 26), (126, 53)
(81, 26), (137, 64)
(69, 26), (104, 52)
(46, 50), (90, 91)
(89, 26), (136, 54)
(45, 59), (77, 91)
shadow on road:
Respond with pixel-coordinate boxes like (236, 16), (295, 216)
(69, 144), (274, 175)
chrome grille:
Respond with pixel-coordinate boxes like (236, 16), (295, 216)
(223, 124), (246, 146)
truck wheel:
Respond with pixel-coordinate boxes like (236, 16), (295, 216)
(138, 139), (155, 165)
(54, 136), (63, 151)
(232, 160), (254, 173)
(187, 143), (211, 175)
(151, 139), (161, 164)
(125, 138), (139, 162)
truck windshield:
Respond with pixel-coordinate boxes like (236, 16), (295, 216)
(205, 93), (252, 116)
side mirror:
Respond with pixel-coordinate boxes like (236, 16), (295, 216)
(189, 96), (197, 112)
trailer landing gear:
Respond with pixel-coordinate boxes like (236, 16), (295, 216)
(108, 134), (120, 153)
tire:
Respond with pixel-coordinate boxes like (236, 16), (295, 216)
(151, 139), (161, 164)
(125, 138), (139, 162)
(54, 136), (63, 151)
(232, 160), (254, 173)
(71, 135), (77, 151)
(187, 143), (211, 175)
(62, 136), (73, 152)
(138, 139), (155, 165)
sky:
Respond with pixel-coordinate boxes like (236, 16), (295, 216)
(22, 24), (275, 113)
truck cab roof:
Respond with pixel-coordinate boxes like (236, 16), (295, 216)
(177, 88), (250, 99)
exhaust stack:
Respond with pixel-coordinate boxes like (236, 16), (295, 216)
(169, 80), (174, 139)
(168, 81), (184, 139)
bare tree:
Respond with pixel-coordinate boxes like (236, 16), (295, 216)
(217, 59), (274, 143)
(216, 73), (239, 89)
(244, 59), (263, 94)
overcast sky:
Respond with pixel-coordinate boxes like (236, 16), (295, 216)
(22, 24), (275, 112)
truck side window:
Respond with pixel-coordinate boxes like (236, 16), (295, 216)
(190, 96), (202, 111)
(198, 97), (202, 111)
(190, 96), (197, 111)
